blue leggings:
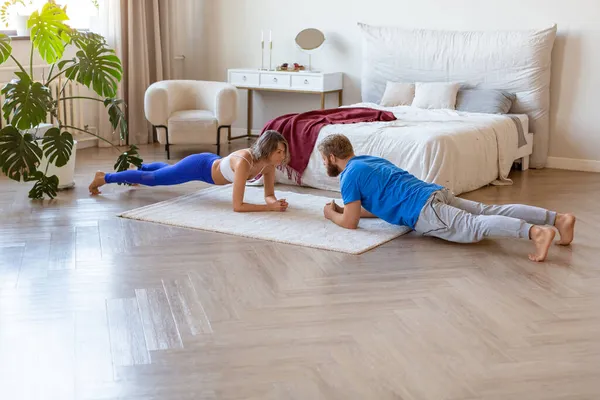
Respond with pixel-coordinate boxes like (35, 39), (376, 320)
(104, 153), (220, 186)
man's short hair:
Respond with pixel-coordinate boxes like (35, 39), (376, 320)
(318, 134), (354, 159)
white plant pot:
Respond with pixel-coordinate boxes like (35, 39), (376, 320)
(15, 14), (30, 37)
(36, 139), (78, 190)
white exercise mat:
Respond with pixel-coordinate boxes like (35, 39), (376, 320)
(118, 186), (410, 254)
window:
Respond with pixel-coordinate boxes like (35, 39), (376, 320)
(1, 0), (97, 34)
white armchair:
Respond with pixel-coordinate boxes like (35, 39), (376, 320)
(144, 80), (238, 158)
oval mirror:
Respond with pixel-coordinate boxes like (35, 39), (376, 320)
(295, 28), (325, 52)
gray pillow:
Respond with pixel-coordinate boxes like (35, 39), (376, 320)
(455, 89), (516, 114)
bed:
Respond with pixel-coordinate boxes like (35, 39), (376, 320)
(273, 103), (533, 195)
(269, 23), (557, 195)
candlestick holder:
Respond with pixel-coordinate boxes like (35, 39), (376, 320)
(269, 41), (273, 71)
(260, 40), (266, 70)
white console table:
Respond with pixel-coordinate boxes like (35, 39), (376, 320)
(227, 68), (343, 140)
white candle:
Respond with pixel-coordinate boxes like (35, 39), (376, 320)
(269, 30), (272, 42)
(261, 30), (264, 42)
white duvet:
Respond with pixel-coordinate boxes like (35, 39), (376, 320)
(271, 103), (523, 196)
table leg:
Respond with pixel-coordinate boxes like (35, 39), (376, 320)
(338, 90), (343, 107)
(247, 89), (253, 137)
(320, 92), (325, 110)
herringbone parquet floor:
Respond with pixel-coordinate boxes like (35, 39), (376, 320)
(1, 143), (599, 400)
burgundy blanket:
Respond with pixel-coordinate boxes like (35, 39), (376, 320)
(260, 107), (396, 184)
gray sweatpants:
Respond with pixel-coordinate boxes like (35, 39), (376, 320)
(413, 189), (556, 243)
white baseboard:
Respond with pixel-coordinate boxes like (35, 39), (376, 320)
(546, 157), (600, 173)
(76, 137), (98, 150)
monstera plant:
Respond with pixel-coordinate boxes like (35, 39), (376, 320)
(0, 0), (143, 199)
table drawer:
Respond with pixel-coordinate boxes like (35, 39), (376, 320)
(291, 75), (324, 91)
(230, 72), (259, 86)
(260, 73), (290, 88)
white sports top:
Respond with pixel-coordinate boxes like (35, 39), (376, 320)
(219, 153), (266, 183)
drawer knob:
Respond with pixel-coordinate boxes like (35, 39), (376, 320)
(304, 79), (309, 84)
(242, 76), (247, 81)
(273, 77), (278, 83)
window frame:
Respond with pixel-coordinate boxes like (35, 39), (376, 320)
(0, 28), (90, 39)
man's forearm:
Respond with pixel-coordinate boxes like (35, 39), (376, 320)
(361, 208), (377, 218)
(329, 210), (358, 229)
(336, 205), (376, 219)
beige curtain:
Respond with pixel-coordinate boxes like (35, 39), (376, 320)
(121, 0), (174, 145)
(94, 0), (174, 147)
(93, 0), (123, 148)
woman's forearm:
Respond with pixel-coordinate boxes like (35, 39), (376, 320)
(233, 202), (272, 213)
(265, 194), (278, 204)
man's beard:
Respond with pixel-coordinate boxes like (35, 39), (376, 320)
(326, 161), (341, 177)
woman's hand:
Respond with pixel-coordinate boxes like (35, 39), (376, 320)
(267, 198), (289, 212)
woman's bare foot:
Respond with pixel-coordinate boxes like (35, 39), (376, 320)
(89, 171), (106, 195)
(129, 164), (140, 186)
(554, 213), (576, 245)
(529, 226), (556, 262)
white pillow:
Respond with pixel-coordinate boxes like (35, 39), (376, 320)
(411, 82), (460, 110)
(379, 81), (415, 106)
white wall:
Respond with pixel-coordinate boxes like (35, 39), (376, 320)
(206, 0), (600, 166)
(169, 0), (211, 81)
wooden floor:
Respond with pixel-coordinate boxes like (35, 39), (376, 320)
(1, 143), (600, 400)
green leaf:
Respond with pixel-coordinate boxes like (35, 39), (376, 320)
(0, 33), (12, 65)
(28, 2), (72, 64)
(104, 98), (128, 140)
(65, 40), (122, 98)
(0, 0), (26, 27)
(1, 71), (53, 129)
(0, 125), (42, 182)
(42, 127), (73, 168)
(57, 57), (76, 70)
(114, 145), (143, 187)
(27, 171), (59, 199)
(70, 30), (105, 48)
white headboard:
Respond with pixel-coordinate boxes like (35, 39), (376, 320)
(358, 23), (557, 168)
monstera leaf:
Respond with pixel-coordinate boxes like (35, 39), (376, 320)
(0, 126), (42, 182)
(0, 33), (11, 64)
(26, 171), (59, 199)
(65, 39), (122, 97)
(42, 128), (73, 168)
(104, 98), (128, 140)
(114, 145), (143, 173)
(1, 71), (52, 129)
(28, 2), (71, 64)
(69, 30), (105, 49)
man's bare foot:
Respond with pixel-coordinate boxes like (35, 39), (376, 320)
(529, 226), (556, 262)
(554, 213), (576, 245)
(89, 171), (106, 195)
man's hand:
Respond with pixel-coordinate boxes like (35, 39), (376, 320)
(323, 201), (337, 220)
(323, 199), (361, 229)
(326, 199), (343, 214)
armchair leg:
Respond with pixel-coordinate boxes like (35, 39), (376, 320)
(217, 125), (231, 156)
(155, 125), (170, 160)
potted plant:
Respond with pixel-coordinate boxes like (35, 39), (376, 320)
(0, 0), (142, 199)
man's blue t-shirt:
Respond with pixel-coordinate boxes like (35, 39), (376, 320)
(339, 155), (443, 228)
